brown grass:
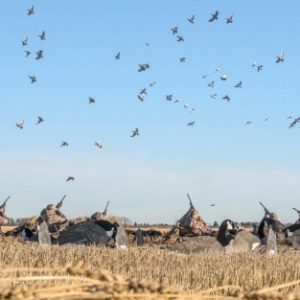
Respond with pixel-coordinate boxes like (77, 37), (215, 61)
(1, 243), (300, 299)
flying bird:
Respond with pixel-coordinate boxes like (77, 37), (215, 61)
(145, 42), (150, 47)
(187, 15), (195, 24)
(87, 97), (95, 104)
(209, 10), (219, 22)
(202, 75), (207, 79)
(35, 50), (43, 60)
(115, 52), (120, 60)
(166, 95), (173, 101)
(25, 50), (31, 57)
(222, 95), (230, 102)
(66, 176), (75, 182)
(36, 116), (44, 125)
(177, 35), (184, 42)
(60, 141), (69, 147)
(179, 57), (186, 63)
(171, 27), (178, 35)
(210, 93), (217, 99)
(187, 121), (195, 126)
(226, 14), (233, 24)
(245, 121), (252, 126)
(95, 141), (103, 149)
(210, 204), (216, 207)
(29, 75), (37, 83)
(184, 103), (189, 109)
(131, 128), (139, 138)
(276, 52), (284, 63)
(39, 31), (46, 40)
(208, 80), (215, 88)
(138, 93), (146, 102)
(138, 64), (150, 72)
(220, 74), (227, 81)
(289, 117), (300, 129)
(257, 65), (263, 72)
(264, 118), (269, 122)
(22, 37), (28, 46)
(27, 5), (34, 16)
(149, 81), (156, 87)
(16, 120), (24, 129)
(174, 99), (180, 103)
(234, 81), (242, 88)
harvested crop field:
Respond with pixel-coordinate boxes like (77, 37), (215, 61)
(1, 243), (300, 299)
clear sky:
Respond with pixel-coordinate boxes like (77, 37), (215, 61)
(1, 0), (300, 224)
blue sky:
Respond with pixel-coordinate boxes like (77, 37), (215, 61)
(1, 0), (300, 224)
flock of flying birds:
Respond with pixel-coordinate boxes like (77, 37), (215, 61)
(15, 5), (299, 175)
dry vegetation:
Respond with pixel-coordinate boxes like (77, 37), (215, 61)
(1, 243), (300, 299)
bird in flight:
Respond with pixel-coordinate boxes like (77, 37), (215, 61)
(209, 10), (219, 22)
(177, 35), (184, 42)
(234, 81), (242, 88)
(252, 62), (263, 72)
(95, 141), (103, 149)
(179, 57), (186, 63)
(22, 37), (28, 46)
(210, 93), (217, 99)
(35, 50), (43, 60)
(145, 42), (150, 47)
(187, 121), (195, 126)
(210, 204), (216, 207)
(222, 95), (230, 102)
(36, 116), (44, 125)
(27, 5), (34, 16)
(208, 80), (215, 88)
(226, 14), (233, 24)
(39, 31), (46, 40)
(131, 128), (139, 138)
(220, 74), (227, 81)
(149, 81), (156, 87)
(138, 93), (146, 102)
(245, 121), (252, 126)
(288, 117), (300, 129)
(29, 76), (37, 84)
(66, 176), (75, 182)
(25, 50), (31, 57)
(184, 103), (189, 109)
(166, 95), (173, 101)
(202, 75), (207, 79)
(276, 52), (284, 63)
(16, 120), (24, 129)
(171, 26), (178, 35)
(115, 52), (120, 60)
(87, 97), (95, 104)
(187, 15), (195, 24)
(174, 99), (180, 104)
(60, 141), (69, 147)
(138, 64), (150, 72)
